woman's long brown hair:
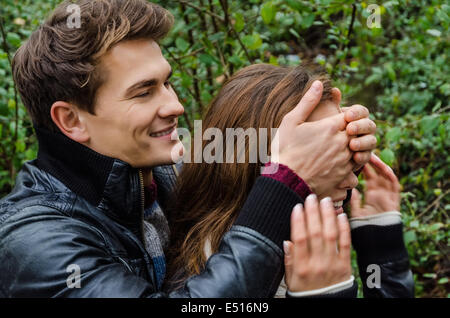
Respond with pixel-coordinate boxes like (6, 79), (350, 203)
(166, 63), (333, 289)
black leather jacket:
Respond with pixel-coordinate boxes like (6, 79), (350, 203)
(0, 128), (414, 297)
(0, 128), (297, 297)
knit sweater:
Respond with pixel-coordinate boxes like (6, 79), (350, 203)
(145, 162), (412, 298)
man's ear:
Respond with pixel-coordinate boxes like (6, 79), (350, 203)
(50, 101), (89, 143)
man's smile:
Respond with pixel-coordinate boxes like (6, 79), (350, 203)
(149, 123), (177, 139)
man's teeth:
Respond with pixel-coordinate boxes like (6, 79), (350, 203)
(333, 201), (343, 209)
(150, 127), (173, 137)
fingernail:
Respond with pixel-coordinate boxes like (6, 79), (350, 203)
(373, 154), (382, 162)
(338, 213), (348, 221)
(320, 197), (332, 207)
(306, 194), (317, 203)
(353, 140), (360, 150)
(293, 203), (303, 216)
(283, 241), (290, 255)
(312, 81), (321, 92)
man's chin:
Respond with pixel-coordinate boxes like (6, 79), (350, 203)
(144, 143), (185, 167)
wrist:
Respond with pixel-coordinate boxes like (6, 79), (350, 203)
(287, 275), (355, 297)
(261, 162), (312, 200)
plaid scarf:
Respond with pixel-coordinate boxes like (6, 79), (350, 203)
(142, 165), (179, 290)
(143, 199), (169, 290)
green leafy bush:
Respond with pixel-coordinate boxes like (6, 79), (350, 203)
(0, 0), (448, 297)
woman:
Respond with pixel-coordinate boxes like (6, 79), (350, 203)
(166, 63), (413, 297)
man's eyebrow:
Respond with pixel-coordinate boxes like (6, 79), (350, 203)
(124, 69), (173, 98)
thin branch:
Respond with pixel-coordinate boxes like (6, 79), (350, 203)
(219, 0), (253, 64)
(347, 4), (357, 40)
(176, 46), (207, 60)
(212, 39), (230, 79)
(180, 2), (204, 115)
(178, 0), (224, 22)
(199, 0), (214, 95)
(416, 189), (450, 219)
(231, 28), (253, 63)
(163, 45), (202, 81)
(435, 104), (450, 114)
(332, 3), (357, 75)
(207, 0), (219, 33)
(180, 106), (193, 132)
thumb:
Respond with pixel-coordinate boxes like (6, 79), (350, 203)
(331, 87), (342, 107)
(350, 188), (362, 217)
(284, 80), (323, 125)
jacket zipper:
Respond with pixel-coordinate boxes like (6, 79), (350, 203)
(138, 169), (146, 249)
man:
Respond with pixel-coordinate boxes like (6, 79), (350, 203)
(0, 0), (378, 297)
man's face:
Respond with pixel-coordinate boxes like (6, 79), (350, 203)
(81, 39), (184, 167)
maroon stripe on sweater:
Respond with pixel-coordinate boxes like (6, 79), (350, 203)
(261, 162), (312, 201)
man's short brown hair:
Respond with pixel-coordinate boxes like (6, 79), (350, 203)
(12, 0), (173, 132)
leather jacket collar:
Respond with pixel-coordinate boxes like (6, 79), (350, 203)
(35, 127), (144, 230)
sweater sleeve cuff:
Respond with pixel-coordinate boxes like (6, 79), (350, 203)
(234, 176), (303, 249)
(351, 222), (408, 265)
(261, 162), (312, 201)
(350, 211), (402, 230)
(287, 276), (355, 297)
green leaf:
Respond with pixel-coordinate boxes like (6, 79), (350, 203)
(379, 148), (395, 167)
(426, 29), (441, 37)
(385, 63), (396, 81)
(439, 83), (450, 96)
(429, 223), (443, 232)
(229, 55), (243, 66)
(269, 55), (278, 66)
(234, 13), (245, 32)
(438, 277), (449, 284)
(242, 33), (262, 50)
(175, 38), (189, 52)
(6, 32), (21, 47)
(385, 127), (402, 143)
(199, 53), (218, 66)
(24, 148), (35, 160)
(301, 13), (315, 29)
(180, 72), (192, 88)
(15, 140), (25, 153)
(261, 2), (276, 25)
(364, 73), (381, 85)
(8, 99), (16, 109)
(289, 28), (300, 39)
(285, 0), (305, 12)
(404, 230), (417, 245)
(420, 116), (440, 135)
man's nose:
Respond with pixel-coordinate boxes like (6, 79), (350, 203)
(158, 90), (184, 118)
